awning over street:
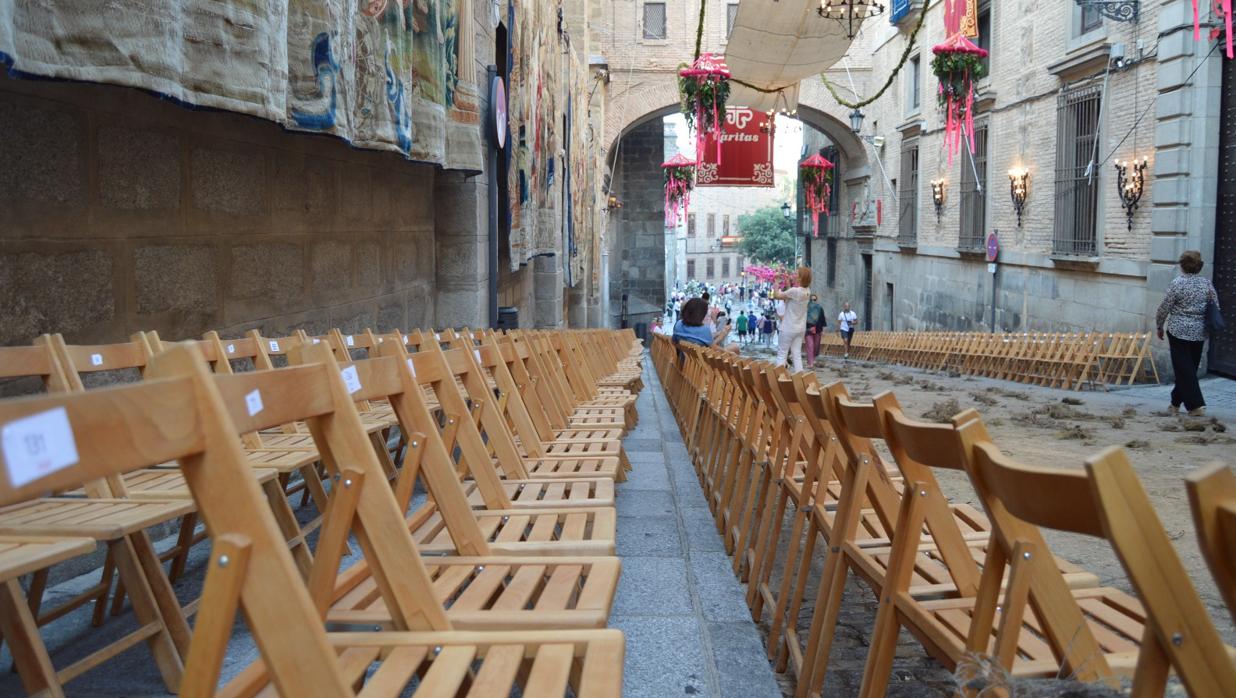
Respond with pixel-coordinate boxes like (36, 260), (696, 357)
(723, 0), (861, 111)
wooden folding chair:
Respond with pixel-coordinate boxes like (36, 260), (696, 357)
(838, 406), (1147, 697)
(0, 344), (623, 696)
(0, 342), (193, 693)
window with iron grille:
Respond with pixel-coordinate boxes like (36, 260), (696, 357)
(898, 141), (919, 246)
(821, 146), (843, 236)
(687, 213), (696, 237)
(726, 3), (739, 38)
(707, 213), (716, 237)
(1054, 82), (1102, 256)
(642, 2), (667, 40)
(723, 214), (730, 235)
(722, 257), (730, 277)
(958, 123), (988, 251)
(687, 259), (695, 278)
(826, 238), (837, 288)
(706, 257), (715, 279)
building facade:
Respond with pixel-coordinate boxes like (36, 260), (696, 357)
(810, 0), (1232, 375)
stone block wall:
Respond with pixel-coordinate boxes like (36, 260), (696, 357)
(0, 72), (437, 347)
(609, 118), (668, 325)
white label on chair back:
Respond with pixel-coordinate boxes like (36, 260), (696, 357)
(312, 338), (321, 344)
(1, 407), (80, 488)
(226, 343), (235, 355)
(346, 335), (354, 346)
(406, 358), (417, 378)
(403, 335), (409, 344)
(473, 349), (482, 364)
(269, 340), (280, 352)
(245, 389), (264, 416)
(90, 353), (103, 366)
(434, 332), (441, 340)
(340, 365), (362, 394)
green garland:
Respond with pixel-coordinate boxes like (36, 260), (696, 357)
(679, 74), (731, 133)
(931, 50), (986, 111)
(664, 164), (695, 188)
(819, 4), (929, 110)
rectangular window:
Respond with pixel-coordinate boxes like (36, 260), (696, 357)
(642, 2), (667, 40)
(1054, 82), (1102, 256)
(687, 259), (695, 278)
(706, 258), (715, 279)
(688, 213), (697, 237)
(959, 123), (988, 251)
(722, 257), (730, 277)
(738, 255), (744, 272)
(1080, 5), (1102, 34)
(723, 214), (730, 235)
(908, 56), (921, 113)
(898, 141), (919, 246)
(707, 213), (716, 238)
(826, 238), (837, 288)
(726, 3), (739, 38)
(976, 1), (991, 75)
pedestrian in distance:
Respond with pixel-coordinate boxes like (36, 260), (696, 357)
(770, 267), (813, 373)
(1156, 250), (1223, 416)
(838, 302), (859, 360)
(735, 311), (749, 343)
(805, 293), (826, 366)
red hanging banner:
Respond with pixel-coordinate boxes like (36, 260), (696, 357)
(696, 107), (776, 188)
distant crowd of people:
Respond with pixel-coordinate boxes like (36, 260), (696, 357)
(653, 270), (862, 372)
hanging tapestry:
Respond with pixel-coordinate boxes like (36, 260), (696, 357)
(0, 1), (482, 171)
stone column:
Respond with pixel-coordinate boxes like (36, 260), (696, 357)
(1149, 0), (1224, 370)
(610, 119), (666, 329)
(533, 254), (565, 327)
(435, 172), (489, 329)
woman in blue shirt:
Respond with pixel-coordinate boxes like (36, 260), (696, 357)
(673, 298), (734, 349)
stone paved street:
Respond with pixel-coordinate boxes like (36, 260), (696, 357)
(615, 360), (782, 698)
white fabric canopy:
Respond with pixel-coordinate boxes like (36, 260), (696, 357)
(723, 0), (861, 112)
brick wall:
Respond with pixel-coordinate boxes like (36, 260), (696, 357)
(0, 72), (437, 346)
(610, 119), (668, 324)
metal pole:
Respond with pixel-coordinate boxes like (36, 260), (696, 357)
(486, 66), (500, 328)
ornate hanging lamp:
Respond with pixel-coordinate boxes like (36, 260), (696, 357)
(662, 153), (697, 228)
(817, 0), (886, 40)
(799, 153), (835, 238)
(932, 0), (987, 165)
(678, 53), (732, 165)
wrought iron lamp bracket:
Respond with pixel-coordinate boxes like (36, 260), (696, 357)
(1072, 0), (1138, 23)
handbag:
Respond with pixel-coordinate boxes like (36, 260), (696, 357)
(1206, 289), (1226, 334)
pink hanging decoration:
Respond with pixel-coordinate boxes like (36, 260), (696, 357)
(1195, 0), (1234, 58)
(799, 153), (835, 238)
(661, 153), (696, 228)
(931, 34), (987, 166)
(678, 53), (732, 166)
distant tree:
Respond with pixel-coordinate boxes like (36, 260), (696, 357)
(737, 206), (796, 266)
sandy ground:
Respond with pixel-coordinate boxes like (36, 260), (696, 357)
(734, 344), (1234, 696)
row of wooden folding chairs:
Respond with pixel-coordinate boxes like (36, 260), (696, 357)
(816, 330), (1159, 390)
(650, 333), (1235, 697)
(0, 327), (642, 695)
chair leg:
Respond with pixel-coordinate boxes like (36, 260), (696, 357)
(113, 535), (185, 691)
(167, 512), (198, 582)
(0, 579), (63, 698)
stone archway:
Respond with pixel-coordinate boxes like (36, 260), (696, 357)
(601, 76), (872, 328)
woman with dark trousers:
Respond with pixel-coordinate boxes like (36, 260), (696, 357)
(1156, 250), (1221, 416)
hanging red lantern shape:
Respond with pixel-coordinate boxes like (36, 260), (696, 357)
(662, 153), (697, 228)
(931, 0), (986, 165)
(678, 53), (732, 165)
(1194, 0), (1234, 58)
(799, 153), (835, 238)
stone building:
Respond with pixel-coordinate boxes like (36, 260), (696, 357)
(816, 0), (1234, 375)
(0, 0), (608, 348)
